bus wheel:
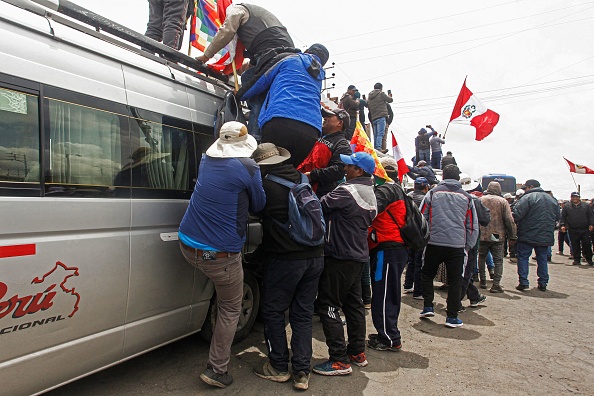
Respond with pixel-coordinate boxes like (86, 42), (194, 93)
(200, 269), (260, 344)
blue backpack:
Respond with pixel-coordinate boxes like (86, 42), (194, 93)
(265, 174), (326, 247)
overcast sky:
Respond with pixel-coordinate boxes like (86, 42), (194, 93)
(76, 0), (594, 199)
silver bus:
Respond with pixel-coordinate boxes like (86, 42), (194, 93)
(0, 1), (260, 394)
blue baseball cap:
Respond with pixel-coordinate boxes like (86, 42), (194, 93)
(414, 177), (429, 187)
(340, 152), (376, 175)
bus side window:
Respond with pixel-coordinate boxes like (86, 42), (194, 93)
(127, 111), (196, 192)
(0, 87), (40, 184)
(47, 98), (125, 187)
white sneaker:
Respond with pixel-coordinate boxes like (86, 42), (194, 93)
(403, 288), (414, 294)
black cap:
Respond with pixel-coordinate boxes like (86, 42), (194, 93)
(347, 85), (357, 91)
(571, 191), (580, 197)
(305, 43), (329, 66)
(321, 107), (350, 130)
(521, 179), (540, 189)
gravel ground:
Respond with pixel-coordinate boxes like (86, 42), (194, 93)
(47, 247), (594, 396)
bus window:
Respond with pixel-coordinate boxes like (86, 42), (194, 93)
(47, 99), (125, 187)
(0, 87), (40, 183)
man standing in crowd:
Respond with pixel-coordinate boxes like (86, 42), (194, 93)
(419, 164), (478, 328)
(144, 0), (190, 50)
(560, 191), (594, 266)
(403, 177), (430, 299)
(196, 3), (295, 141)
(478, 182), (517, 292)
(414, 126), (436, 163)
(178, 122), (266, 388)
(440, 151), (457, 168)
(250, 143), (324, 391)
(339, 85), (360, 140)
(512, 179), (559, 291)
(367, 83), (393, 150)
(301, 108), (352, 198)
(367, 157), (408, 352)
(429, 132), (446, 169)
(314, 152), (377, 375)
(241, 44), (330, 167)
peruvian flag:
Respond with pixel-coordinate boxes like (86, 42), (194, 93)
(391, 132), (409, 183)
(450, 78), (500, 141)
(564, 157), (594, 174)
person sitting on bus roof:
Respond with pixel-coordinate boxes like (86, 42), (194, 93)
(408, 160), (438, 185)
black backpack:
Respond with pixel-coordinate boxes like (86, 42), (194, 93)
(387, 192), (429, 251)
(214, 91), (246, 137)
(417, 134), (430, 150)
(265, 174), (326, 247)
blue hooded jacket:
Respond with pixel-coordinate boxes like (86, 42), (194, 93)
(241, 52), (325, 133)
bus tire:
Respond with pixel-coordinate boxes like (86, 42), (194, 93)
(200, 269), (260, 344)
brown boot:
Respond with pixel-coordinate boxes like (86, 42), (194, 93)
(490, 283), (503, 293)
(479, 279), (487, 289)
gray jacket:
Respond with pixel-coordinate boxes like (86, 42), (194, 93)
(367, 89), (393, 121)
(512, 187), (560, 246)
(420, 179), (478, 250)
(429, 135), (445, 152)
(321, 177), (377, 262)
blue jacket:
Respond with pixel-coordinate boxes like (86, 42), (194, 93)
(241, 53), (325, 133)
(420, 179), (478, 250)
(179, 156), (266, 252)
(512, 187), (559, 246)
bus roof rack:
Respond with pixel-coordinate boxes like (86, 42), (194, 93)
(6, 0), (229, 83)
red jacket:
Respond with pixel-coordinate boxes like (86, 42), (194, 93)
(368, 183), (407, 251)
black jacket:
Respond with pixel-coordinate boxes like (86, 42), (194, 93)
(512, 187), (559, 246)
(561, 201), (593, 231)
(441, 154), (457, 167)
(309, 132), (352, 198)
(260, 164), (324, 259)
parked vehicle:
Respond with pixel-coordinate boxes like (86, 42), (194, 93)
(0, 1), (260, 394)
(480, 173), (517, 194)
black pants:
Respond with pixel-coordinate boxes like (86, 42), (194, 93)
(261, 118), (320, 168)
(262, 257), (324, 374)
(317, 257), (366, 364)
(461, 244), (481, 306)
(421, 244), (464, 319)
(569, 229), (593, 263)
(403, 248), (424, 297)
(370, 248), (408, 347)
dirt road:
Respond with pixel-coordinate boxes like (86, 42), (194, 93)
(47, 250), (594, 395)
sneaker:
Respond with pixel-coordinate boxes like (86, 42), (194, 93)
(479, 280), (487, 289)
(413, 294), (424, 300)
(537, 284), (547, 291)
(469, 295), (487, 307)
(403, 287), (414, 294)
(253, 361), (291, 383)
(200, 364), (233, 388)
(313, 360), (352, 376)
(293, 371), (309, 391)
(516, 284), (529, 291)
(458, 306), (466, 313)
(348, 352), (368, 367)
(445, 317), (463, 328)
(367, 337), (402, 352)
(420, 306), (435, 318)
(490, 284), (504, 293)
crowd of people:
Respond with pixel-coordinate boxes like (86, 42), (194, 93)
(142, 2), (594, 392)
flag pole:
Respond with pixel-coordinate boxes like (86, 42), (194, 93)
(564, 157), (579, 190)
(442, 122), (451, 139)
(231, 60), (239, 92)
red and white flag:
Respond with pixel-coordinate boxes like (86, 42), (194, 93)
(450, 78), (500, 141)
(564, 157), (594, 174)
(391, 132), (409, 183)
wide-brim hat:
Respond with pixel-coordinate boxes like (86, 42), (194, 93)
(252, 143), (291, 165)
(206, 121), (257, 158)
